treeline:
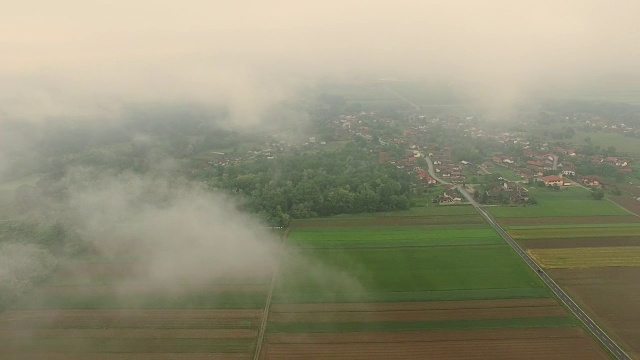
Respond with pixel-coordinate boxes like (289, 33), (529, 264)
(196, 143), (412, 226)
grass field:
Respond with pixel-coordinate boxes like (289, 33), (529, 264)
(528, 247), (640, 269)
(488, 200), (629, 218)
(259, 205), (612, 359)
(276, 245), (544, 301)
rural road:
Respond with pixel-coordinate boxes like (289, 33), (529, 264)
(424, 156), (630, 359)
(456, 185), (631, 360)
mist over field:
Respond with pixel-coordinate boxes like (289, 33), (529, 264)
(0, 0), (640, 326)
(1, 0), (639, 127)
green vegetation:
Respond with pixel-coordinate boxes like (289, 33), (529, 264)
(289, 226), (497, 242)
(275, 245), (545, 302)
(268, 316), (574, 333)
(488, 200), (628, 217)
(197, 143), (413, 226)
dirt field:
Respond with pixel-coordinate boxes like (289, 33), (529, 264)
(4, 355), (250, 360)
(291, 215), (485, 228)
(611, 196), (640, 216)
(270, 298), (558, 313)
(551, 267), (640, 358)
(0, 328), (257, 339)
(269, 299), (565, 323)
(0, 309), (263, 329)
(520, 236), (640, 249)
(35, 283), (268, 296)
(262, 328), (608, 359)
(270, 306), (565, 323)
(498, 215), (640, 226)
(0, 309), (261, 358)
(266, 327), (591, 343)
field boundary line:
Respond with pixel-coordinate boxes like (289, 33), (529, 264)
(253, 227), (288, 360)
(572, 180), (640, 218)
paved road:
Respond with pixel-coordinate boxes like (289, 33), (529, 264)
(455, 185), (631, 360)
(424, 156), (448, 184)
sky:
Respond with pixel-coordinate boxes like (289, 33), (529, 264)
(1, 0), (639, 123)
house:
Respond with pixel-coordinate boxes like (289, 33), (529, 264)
(539, 175), (565, 186)
(527, 160), (545, 168)
(561, 170), (576, 176)
(582, 176), (602, 187)
(437, 185), (463, 204)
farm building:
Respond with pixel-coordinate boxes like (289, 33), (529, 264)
(539, 175), (568, 186)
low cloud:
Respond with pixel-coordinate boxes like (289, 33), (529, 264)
(1, 1), (639, 126)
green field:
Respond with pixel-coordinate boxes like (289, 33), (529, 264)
(488, 199), (628, 218)
(268, 316), (575, 333)
(288, 225), (502, 248)
(275, 241), (546, 303)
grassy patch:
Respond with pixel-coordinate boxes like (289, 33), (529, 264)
(275, 245), (545, 301)
(529, 247), (640, 269)
(289, 226), (497, 242)
(273, 288), (549, 303)
(488, 200), (628, 218)
(267, 316), (574, 333)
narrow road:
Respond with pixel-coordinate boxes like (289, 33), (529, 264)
(455, 185), (631, 360)
(385, 86), (421, 111)
(424, 156), (448, 184)
(253, 229), (288, 360)
(551, 153), (559, 170)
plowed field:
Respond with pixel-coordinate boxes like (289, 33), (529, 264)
(262, 328), (608, 359)
(611, 196), (640, 216)
(498, 215), (640, 226)
(551, 267), (640, 358)
(0, 309), (262, 330)
(520, 236), (640, 249)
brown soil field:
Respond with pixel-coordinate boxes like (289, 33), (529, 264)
(551, 267), (640, 358)
(54, 262), (138, 280)
(269, 306), (565, 323)
(270, 298), (558, 313)
(0, 310), (262, 330)
(34, 283), (268, 296)
(292, 215), (485, 228)
(611, 196), (640, 216)
(520, 236), (640, 249)
(0, 328), (257, 339)
(5, 355), (250, 360)
(498, 215), (640, 226)
(0, 337), (254, 354)
(266, 327), (589, 344)
(615, 183), (640, 198)
(262, 337), (607, 360)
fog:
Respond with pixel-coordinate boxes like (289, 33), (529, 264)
(1, 0), (639, 125)
(0, 0), (638, 316)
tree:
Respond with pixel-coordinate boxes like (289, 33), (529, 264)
(591, 188), (605, 200)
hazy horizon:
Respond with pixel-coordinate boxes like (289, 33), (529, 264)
(1, 0), (640, 126)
